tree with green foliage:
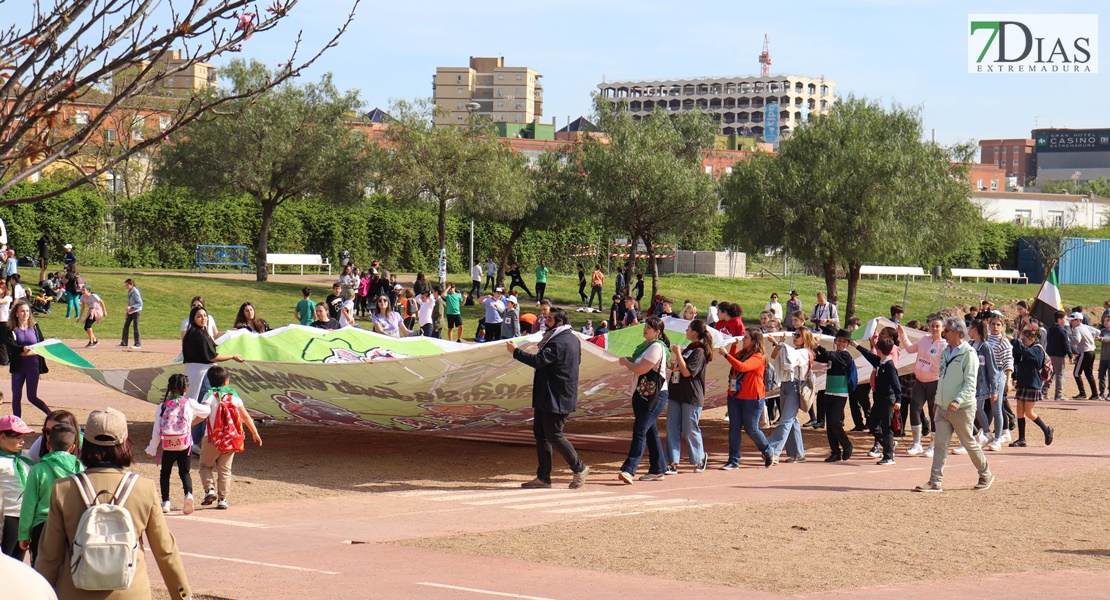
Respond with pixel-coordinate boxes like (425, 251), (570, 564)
(371, 99), (528, 282)
(155, 59), (373, 281)
(721, 95), (978, 318)
(578, 96), (719, 299)
(1039, 175), (1110, 198)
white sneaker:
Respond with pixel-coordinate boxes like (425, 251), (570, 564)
(952, 444), (968, 455)
(183, 493), (195, 515)
(924, 442), (935, 458)
(987, 440), (1002, 452)
(161, 501), (171, 514)
(975, 432), (989, 447)
(906, 442), (924, 456)
(1000, 430), (1013, 444)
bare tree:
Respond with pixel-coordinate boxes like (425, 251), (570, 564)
(0, 0), (360, 206)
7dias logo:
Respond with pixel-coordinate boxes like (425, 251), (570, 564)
(968, 14), (1098, 74)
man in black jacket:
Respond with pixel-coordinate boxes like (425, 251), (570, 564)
(507, 308), (589, 489)
(1045, 311), (1072, 401)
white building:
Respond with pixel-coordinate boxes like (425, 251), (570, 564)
(597, 75), (835, 139)
(972, 191), (1109, 229)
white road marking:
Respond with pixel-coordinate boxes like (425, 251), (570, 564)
(166, 515), (268, 528)
(416, 582), (555, 599)
(548, 498), (689, 514)
(428, 488), (571, 502)
(178, 551), (339, 575)
(505, 494), (651, 510)
(464, 491), (604, 506)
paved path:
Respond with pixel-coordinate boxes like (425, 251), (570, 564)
(8, 374), (1110, 599)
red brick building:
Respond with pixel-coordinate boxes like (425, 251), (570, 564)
(979, 138), (1036, 187)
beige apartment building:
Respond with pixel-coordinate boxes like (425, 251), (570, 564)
(114, 50), (218, 96)
(598, 74), (835, 139)
(433, 57), (543, 127)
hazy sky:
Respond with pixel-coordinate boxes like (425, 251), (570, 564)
(10, 1), (1108, 145)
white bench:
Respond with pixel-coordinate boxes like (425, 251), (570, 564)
(950, 268), (1028, 283)
(860, 265), (929, 280)
(266, 253), (331, 275)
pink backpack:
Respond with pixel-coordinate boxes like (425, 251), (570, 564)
(160, 397), (191, 451)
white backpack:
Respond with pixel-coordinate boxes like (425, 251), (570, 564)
(70, 472), (140, 591)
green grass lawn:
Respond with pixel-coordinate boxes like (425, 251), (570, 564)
(35, 268), (1106, 342)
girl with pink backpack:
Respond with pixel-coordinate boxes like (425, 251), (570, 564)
(145, 374), (211, 515)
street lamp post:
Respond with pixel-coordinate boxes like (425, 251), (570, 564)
(465, 102), (481, 276)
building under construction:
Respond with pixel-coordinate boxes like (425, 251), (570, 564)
(597, 37), (835, 140)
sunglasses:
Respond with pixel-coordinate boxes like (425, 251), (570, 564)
(792, 332), (803, 338)
(377, 299), (389, 303)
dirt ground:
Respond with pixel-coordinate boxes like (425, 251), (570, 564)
(400, 467), (1110, 595)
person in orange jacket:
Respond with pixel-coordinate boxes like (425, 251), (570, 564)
(718, 330), (773, 469)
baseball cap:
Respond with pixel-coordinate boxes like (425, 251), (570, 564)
(0, 415), (34, 434)
(494, 287), (504, 293)
(84, 407), (128, 446)
(64, 243), (73, 249)
(1069, 312), (1084, 321)
(393, 284), (403, 291)
(507, 295), (518, 305)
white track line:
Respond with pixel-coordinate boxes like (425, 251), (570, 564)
(416, 582), (555, 599)
(166, 515), (268, 528)
(505, 494), (653, 510)
(179, 551), (339, 575)
(427, 488), (572, 502)
(548, 498), (689, 514)
(465, 491), (606, 506)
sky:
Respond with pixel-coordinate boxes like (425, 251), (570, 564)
(8, 1), (1109, 146)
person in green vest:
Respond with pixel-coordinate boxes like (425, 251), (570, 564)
(535, 260), (550, 303)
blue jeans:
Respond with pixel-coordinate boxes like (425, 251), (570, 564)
(665, 399), (705, 466)
(766, 381), (805, 459)
(726, 396), (769, 465)
(621, 389), (668, 476)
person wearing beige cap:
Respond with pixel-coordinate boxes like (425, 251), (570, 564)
(35, 408), (193, 599)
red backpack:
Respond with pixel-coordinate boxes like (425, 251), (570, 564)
(207, 393), (245, 453)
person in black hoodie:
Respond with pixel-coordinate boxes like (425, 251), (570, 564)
(854, 337), (901, 465)
(1044, 311), (1072, 401)
(1009, 326), (1055, 447)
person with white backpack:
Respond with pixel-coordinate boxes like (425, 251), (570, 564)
(34, 407), (192, 599)
(146, 374), (212, 516)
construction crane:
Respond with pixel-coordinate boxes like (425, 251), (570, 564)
(759, 34), (771, 77)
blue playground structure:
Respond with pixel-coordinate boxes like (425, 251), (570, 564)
(193, 245), (253, 273)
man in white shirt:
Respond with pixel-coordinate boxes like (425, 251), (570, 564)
(470, 261), (483, 298)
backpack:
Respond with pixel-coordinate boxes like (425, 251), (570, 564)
(1039, 350), (1054, 384)
(70, 472), (139, 591)
(207, 392), (245, 454)
(159, 397), (192, 451)
(763, 361), (778, 395)
(847, 357), (859, 392)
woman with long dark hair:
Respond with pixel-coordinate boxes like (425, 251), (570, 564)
(617, 317), (671, 483)
(182, 305), (244, 403)
(665, 319), (712, 473)
(25, 410), (81, 463)
(6, 301), (51, 418)
(233, 302), (270, 333)
(719, 329), (772, 469)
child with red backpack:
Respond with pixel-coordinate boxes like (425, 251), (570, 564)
(199, 365), (262, 510)
(145, 373), (210, 515)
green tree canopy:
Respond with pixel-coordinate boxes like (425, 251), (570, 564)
(371, 99), (528, 281)
(578, 95), (719, 298)
(721, 95), (978, 318)
(155, 59), (373, 281)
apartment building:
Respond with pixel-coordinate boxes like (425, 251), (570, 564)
(597, 74), (835, 140)
(433, 57), (543, 127)
(113, 50), (218, 96)
(979, 138), (1036, 186)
